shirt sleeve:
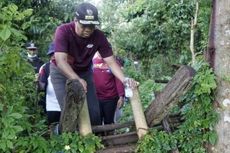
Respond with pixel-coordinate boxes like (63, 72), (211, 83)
(38, 63), (48, 84)
(97, 31), (113, 58)
(54, 25), (68, 53)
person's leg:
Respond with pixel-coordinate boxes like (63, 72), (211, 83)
(47, 111), (61, 125)
(99, 100), (105, 124)
(101, 98), (118, 124)
(80, 71), (101, 125)
(50, 63), (67, 110)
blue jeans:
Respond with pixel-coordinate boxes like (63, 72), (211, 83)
(50, 63), (101, 125)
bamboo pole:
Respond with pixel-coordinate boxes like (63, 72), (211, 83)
(129, 88), (148, 138)
(79, 98), (92, 135)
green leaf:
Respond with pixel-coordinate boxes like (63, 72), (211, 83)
(6, 140), (13, 149)
(9, 113), (23, 119)
(208, 132), (217, 145)
(0, 25), (11, 41)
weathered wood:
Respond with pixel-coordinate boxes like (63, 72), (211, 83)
(60, 79), (85, 132)
(79, 98), (92, 135)
(92, 114), (183, 133)
(92, 121), (135, 133)
(145, 65), (196, 127)
(101, 132), (138, 146)
(130, 88), (148, 138)
(97, 144), (136, 153)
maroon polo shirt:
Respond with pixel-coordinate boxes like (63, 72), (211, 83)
(53, 22), (113, 72)
(93, 57), (125, 100)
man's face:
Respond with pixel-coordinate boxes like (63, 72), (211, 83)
(27, 48), (37, 56)
(75, 21), (95, 38)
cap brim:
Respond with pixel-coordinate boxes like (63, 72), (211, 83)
(27, 47), (37, 49)
(79, 20), (100, 25)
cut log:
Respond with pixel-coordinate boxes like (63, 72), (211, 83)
(60, 79), (85, 133)
(97, 144), (136, 153)
(92, 121), (134, 133)
(101, 132), (138, 146)
(92, 114), (183, 133)
(129, 88), (148, 138)
(145, 65), (196, 127)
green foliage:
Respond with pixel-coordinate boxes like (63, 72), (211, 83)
(101, 0), (211, 79)
(136, 129), (178, 153)
(0, 3), (102, 153)
(136, 60), (218, 153)
(139, 80), (164, 109)
(15, 133), (102, 153)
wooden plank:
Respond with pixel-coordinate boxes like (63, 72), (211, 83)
(145, 66), (196, 127)
(92, 114), (183, 133)
(102, 132), (138, 146)
(97, 144), (136, 153)
(92, 121), (134, 133)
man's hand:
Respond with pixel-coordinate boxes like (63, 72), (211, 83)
(78, 78), (87, 92)
(117, 96), (124, 109)
(123, 77), (139, 89)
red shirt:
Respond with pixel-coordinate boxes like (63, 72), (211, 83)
(54, 22), (113, 72)
(93, 57), (125, 100)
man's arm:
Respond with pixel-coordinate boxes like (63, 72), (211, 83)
(103, 55), (125, 83)
(55, 52), (87, 91)
(104, 55), (139, 89)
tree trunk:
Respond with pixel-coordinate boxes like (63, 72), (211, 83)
(211, 0), (230, 152)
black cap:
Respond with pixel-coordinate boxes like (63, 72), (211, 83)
(75, 3), (100, 25)
(47, 43), (54, 55)
(26, 42), (37, 49)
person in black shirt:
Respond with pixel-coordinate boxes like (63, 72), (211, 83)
(26, 42), (44, 74)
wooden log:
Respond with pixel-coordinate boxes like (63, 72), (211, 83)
(60, 79), (85, 132)
(97, 144), (136, 153)
(145, 65), (196, 127)
(92, 121), (134, 133)
(79, 98), (92, 135)
(92, 114), (183, 133)
(130, 88), (148, 138)
(102, 132), (138, 146)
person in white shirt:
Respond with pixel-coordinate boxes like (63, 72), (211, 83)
(38, 43), (61, 125)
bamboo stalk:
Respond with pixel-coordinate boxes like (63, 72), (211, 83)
(129, 88), (148, 138)
(79, 98), (92, 135)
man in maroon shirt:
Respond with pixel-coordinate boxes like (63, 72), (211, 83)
(50, 2), (138, 126)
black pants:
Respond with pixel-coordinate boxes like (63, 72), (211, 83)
(47, 111), (61, 125)
(99, 97), (118, 124)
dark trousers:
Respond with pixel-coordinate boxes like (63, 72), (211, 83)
(47, 111), (61, 125)
(50, 63), (101, 125)
(99, 97), (118, 124)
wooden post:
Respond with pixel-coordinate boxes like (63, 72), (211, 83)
(145, 66), (196, 127)
(129, 87), (148, 138)
(79, 98), (92, 135)
(60, 79), (92, 135)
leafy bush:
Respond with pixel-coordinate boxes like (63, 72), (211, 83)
(0, 3), (102, 153)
